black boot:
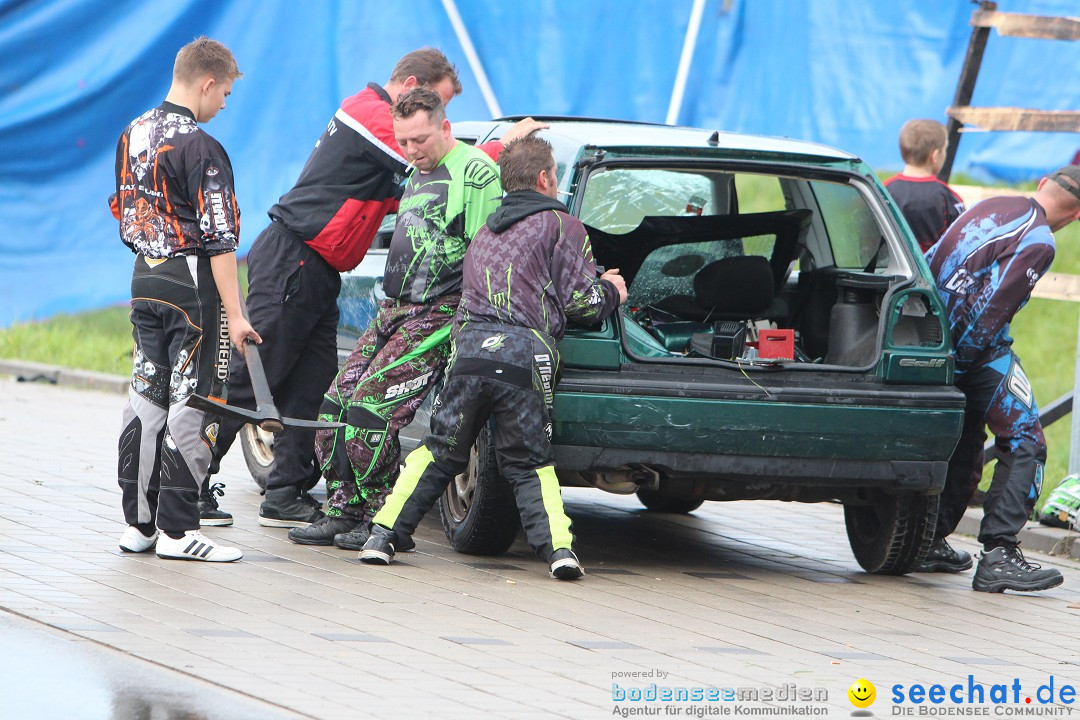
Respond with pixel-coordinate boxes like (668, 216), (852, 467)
(259, 488), (326, 528)
(286, 515), (358, 545)
(359, 524), (399, 564)
(972, 544), (1063, 593)
(199, 482), (233, 527)
(912, 537), (973, 573)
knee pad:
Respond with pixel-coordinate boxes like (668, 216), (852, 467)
(345, 403), (390, 452)
(315, 395), (350, 481)
(342, 403), (391, 482)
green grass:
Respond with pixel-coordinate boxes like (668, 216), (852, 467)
(0, 262), (249, 377)
(0, 305), (135, 376)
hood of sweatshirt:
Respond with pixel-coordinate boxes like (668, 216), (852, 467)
(485, 189), (566, 233)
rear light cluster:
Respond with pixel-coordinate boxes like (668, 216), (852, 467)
(889, 291), (945, 349)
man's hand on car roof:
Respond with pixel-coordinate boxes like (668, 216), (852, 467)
(500, 118), (550, 144)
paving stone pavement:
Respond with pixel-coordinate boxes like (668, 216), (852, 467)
(2, 377), (1080, 719)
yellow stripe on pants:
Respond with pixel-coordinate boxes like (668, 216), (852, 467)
(372, 445), (434, 529)
(536, 465), (573, 550)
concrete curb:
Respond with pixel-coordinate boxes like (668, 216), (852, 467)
(0, 359), (127, 395)
(955, 506), (1080, 561)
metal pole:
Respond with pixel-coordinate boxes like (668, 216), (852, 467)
(441, 0), (503, 119)
(666, 0), (707, 126)
(939, 0), (997, 183)
(1069, 309), (1080, 474)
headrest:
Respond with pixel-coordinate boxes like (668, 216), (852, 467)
(694, 255), (774, 315)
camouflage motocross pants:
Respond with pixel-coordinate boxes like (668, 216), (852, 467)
(314, 296), (457, 522)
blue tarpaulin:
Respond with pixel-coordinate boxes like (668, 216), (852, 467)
(2, 0), (1079, 326)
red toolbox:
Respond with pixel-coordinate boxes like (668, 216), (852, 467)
(758, 329), (794, 360)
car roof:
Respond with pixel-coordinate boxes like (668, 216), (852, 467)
(453, 116), (857, 162)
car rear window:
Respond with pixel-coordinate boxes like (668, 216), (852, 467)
(579, 168), (720, 234)
(579, 165), (895, 274)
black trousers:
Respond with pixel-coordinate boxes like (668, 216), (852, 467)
(208, 222), (341, 493)
(372, 324), (575, 560)
(118, 254), (228, 533)
(936, 348), (1046, 548)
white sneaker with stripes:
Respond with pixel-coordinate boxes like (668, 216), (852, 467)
(156, 530), (242, 562)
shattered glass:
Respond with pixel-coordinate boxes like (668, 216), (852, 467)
(580, 168), (716, 234)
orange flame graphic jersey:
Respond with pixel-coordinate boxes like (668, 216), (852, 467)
(115, 101), (240, 258)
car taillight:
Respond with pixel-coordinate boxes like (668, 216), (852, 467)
(888, 291), (945, 349)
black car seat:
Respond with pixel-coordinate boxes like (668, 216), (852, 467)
(653, 255), (783, 322)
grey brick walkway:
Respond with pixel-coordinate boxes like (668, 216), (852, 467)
(1, 378), (1079, 719)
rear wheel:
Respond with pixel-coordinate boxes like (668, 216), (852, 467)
(636, 488), (704, 514)
(239, 424), (274, 491)
(438, 424), (520, 555)
(844, 492), (938, 575)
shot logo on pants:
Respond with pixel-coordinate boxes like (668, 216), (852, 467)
(385, 371), (434, 399)
(364, 431), (384, 450)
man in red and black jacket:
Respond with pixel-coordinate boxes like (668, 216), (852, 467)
(205, 47), (545, 528)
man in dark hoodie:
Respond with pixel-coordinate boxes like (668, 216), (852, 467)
(358, 136), (627, 578)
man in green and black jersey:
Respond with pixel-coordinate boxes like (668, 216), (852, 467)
(294, 88), (503, 545)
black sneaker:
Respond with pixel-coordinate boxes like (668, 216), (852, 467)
(972, 545), (1064, 593)
(286, 516), (357, 545)
(912, 537), (973, 573)
(335, 523), (415, 552)
(359, 524), (398, 564)
(548, 548), (584, 580)
(259, 489), (326, 528)
(199, 482), (233, 527)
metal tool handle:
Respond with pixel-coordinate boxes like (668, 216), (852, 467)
(236, 296), (284, 433)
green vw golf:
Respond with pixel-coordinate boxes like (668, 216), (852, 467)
(243, 117), (965, 575)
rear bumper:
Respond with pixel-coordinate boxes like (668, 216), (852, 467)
(554, 444), (948, 497)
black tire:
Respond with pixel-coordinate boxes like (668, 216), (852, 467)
(636, 488), (704, 514)
(239, 423), (274, 491)
(844, 492), (938, 575)
(438, 423), (520, 555)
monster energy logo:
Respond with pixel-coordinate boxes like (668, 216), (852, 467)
(485, 265), (513, 313)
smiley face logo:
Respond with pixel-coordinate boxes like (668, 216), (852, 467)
(848, 679), (876, 708)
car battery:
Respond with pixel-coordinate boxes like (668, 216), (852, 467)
(711, 321), (747, 359)
(689, 321), (746, 359)
(759, 329), (795, 360)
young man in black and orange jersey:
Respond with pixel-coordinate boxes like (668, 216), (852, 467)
(114, 37), (258, 562)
